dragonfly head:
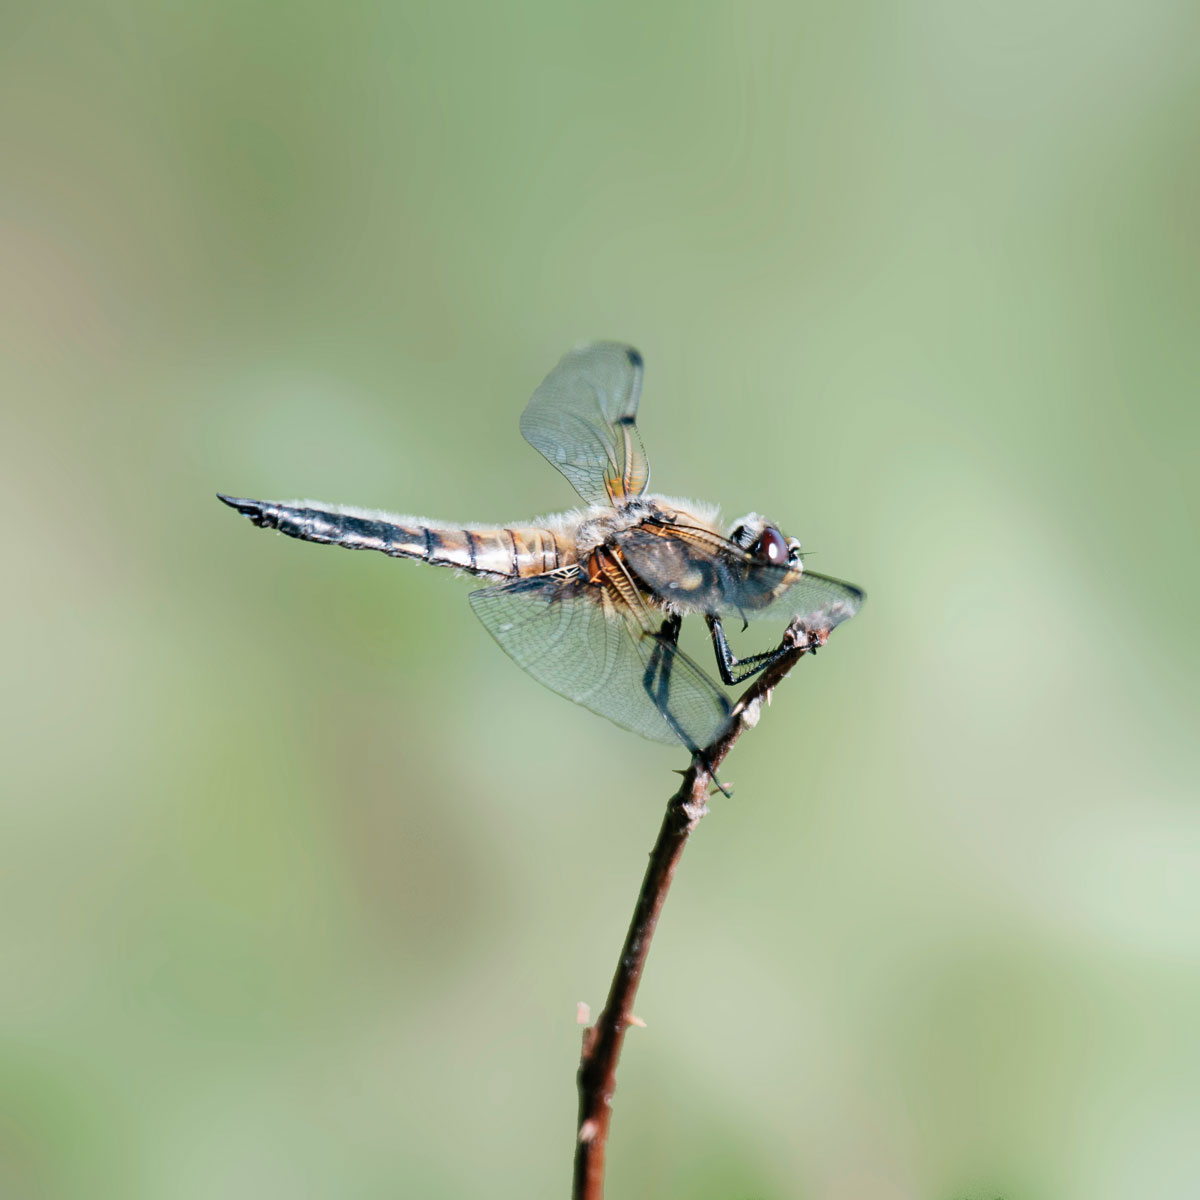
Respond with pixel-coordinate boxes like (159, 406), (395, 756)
(728, 513), (803, 568)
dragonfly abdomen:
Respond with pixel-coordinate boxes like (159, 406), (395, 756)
(383, 521), (569, 577)
(467, 526), (570, 577)
(217, 496), (570, 579)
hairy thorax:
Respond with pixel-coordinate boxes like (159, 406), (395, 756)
(571, 494), (721, 559)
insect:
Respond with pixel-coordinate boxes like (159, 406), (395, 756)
(219, 343), (863, 754)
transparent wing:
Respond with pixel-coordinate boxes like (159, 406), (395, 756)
(519, 342), (651, 507)
(723, 568), (864, 631)
(469, 572), (732, 751)
(617, 526), (865, 632)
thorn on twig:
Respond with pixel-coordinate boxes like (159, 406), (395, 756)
(580, 1024), (598, 1059)
(625, 1013), (646, 1028)
(576, 1002), (591, 1025)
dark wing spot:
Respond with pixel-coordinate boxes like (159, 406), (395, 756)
(625, 347), (643, 368)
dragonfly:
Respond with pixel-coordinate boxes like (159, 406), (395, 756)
(219, 343), (864, 755)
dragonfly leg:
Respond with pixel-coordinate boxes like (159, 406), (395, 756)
(644, 616), (731, 794)
(657, 613), (683, 647)
(643, 615), (690, 746)
(706, 614), (808, 686)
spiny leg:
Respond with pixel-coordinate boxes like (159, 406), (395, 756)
(643, 615), (691, 749)
(706, 614), (815, 687)
(643, 615), (730, 795)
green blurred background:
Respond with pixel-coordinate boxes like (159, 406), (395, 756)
(3, 3), (1198, 1197)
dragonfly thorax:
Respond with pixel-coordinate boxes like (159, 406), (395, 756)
(571, 495), (719, 560)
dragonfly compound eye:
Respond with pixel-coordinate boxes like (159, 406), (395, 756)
(753, 526), (789, 566)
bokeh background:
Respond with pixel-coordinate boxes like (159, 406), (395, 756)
(3, 3), (1198, 1198)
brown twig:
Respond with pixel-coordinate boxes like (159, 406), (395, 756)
(572, 622), (829, 1200)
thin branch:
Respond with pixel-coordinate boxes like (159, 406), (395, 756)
(572, 621), (829, 1200)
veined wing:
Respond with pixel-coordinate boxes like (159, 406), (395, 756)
(468, 571), (732, 752)
(519, 342), (650, 507)
(724, 568), (864, 631)
(617, 525), (864, 632)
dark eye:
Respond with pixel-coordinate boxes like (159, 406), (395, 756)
(752, 526), (788, 565)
